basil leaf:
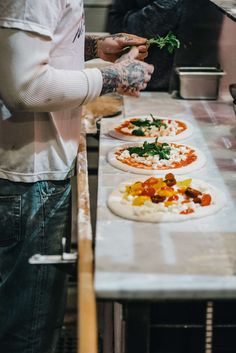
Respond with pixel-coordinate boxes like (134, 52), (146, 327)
(148, 31), (180, 54)
(132, 129), (145, 136)
(128, 141), (171, 159)
(132, 120), (150, 127)
(128, 146), (144, 155)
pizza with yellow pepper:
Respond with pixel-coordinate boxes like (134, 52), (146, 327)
(108, 173), (225, 222)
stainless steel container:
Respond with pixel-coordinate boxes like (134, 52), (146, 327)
(176, 67), (225, 100)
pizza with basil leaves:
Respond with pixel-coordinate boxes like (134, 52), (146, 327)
(108, 114), (193, 142)
(107, 140), (205, 175)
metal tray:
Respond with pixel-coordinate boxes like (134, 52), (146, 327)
(176, 67), (225, 100)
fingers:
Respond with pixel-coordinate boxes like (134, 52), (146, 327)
(138, 45), (148, 55)
(136, 43), (149, 61)
(116, 34), (148, 57)
(138, 44), (148, 53)
(126, 46), (151, 62)
(136, 52), (148, 61)
(141, 82), (148, 90)
(117, 86), (140, 97)
(144, 62), (154, 75)
(119, 82), (147, 97)
(127, 46), (140, 60)
(123, 43), (148, 59)
(135, 44), (148, 61)
(118, 33), (148, 46)
(116, 46), (139, 63)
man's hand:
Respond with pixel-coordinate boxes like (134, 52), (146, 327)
(100, 47), (154, 97)
(97, 33), (148, 62)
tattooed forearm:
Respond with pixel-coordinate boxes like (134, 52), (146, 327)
(85, 35), (99, 61)
(100, 67), (118, 95)
(100, 60), (146, 95)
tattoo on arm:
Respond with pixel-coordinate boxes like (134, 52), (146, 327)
(99, 33), (131, 41)
(100, 61), (145, 95)
(85, 33), (133, 61)
(85, 35), (98, 61)
(100, 67), (118, 95)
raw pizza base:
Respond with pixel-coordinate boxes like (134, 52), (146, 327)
(107, 143), (206, 175)
(108, 116), (193, 142)
(108, 178), (225, 223)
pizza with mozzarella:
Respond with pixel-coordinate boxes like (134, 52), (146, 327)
(108, 174), (225, 222)
(108, 114), (193, 142)
(107, 140), (205, 175)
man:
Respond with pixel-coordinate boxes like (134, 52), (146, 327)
(0, 1), (153, 352)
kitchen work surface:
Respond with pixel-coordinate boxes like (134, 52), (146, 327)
(94, 92), (236, 300)
(209, 0), (236, 21)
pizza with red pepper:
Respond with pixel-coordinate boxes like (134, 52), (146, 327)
(107, 140), (205, 175)
(108, 115), (193, 142)
(108, 174), (225, 222)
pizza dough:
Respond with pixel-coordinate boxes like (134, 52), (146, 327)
(107, 142), (206, 175)
(108, 116), (193, 142)
(108, 176), (225, 223)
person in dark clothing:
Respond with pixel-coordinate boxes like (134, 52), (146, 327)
(107, 0), (183, 91)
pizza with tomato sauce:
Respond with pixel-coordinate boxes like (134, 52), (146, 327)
(108, 115), (193, 142)
(107, 140), (206, 175)
(108, 174), (225, 222)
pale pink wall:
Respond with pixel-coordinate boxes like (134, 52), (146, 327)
(218, 16), (236, 98)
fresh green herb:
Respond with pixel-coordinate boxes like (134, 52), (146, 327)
(122, 31), (180, 55)
(132, 120), (151, 127)
(127, 140), (171, 159)
(147, 31), (180, 54)
(131, 114), (167, 129)
(132, 128), (145, 136)
(150, 119), (167, 129)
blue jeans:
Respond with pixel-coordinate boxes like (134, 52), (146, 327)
(0, 179), (72, 353)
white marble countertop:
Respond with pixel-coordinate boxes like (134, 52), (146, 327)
(94, 92), (236, 300)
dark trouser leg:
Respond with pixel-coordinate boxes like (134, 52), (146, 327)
(0, 179), (71, 353)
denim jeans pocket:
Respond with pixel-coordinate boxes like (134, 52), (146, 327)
(40, 180), (71, 198)
(0, 195), (21, 247)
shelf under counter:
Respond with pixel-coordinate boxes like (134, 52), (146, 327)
(94, 92), (236, 301)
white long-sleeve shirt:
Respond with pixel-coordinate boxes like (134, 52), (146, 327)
(0, 0), (103, 182)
